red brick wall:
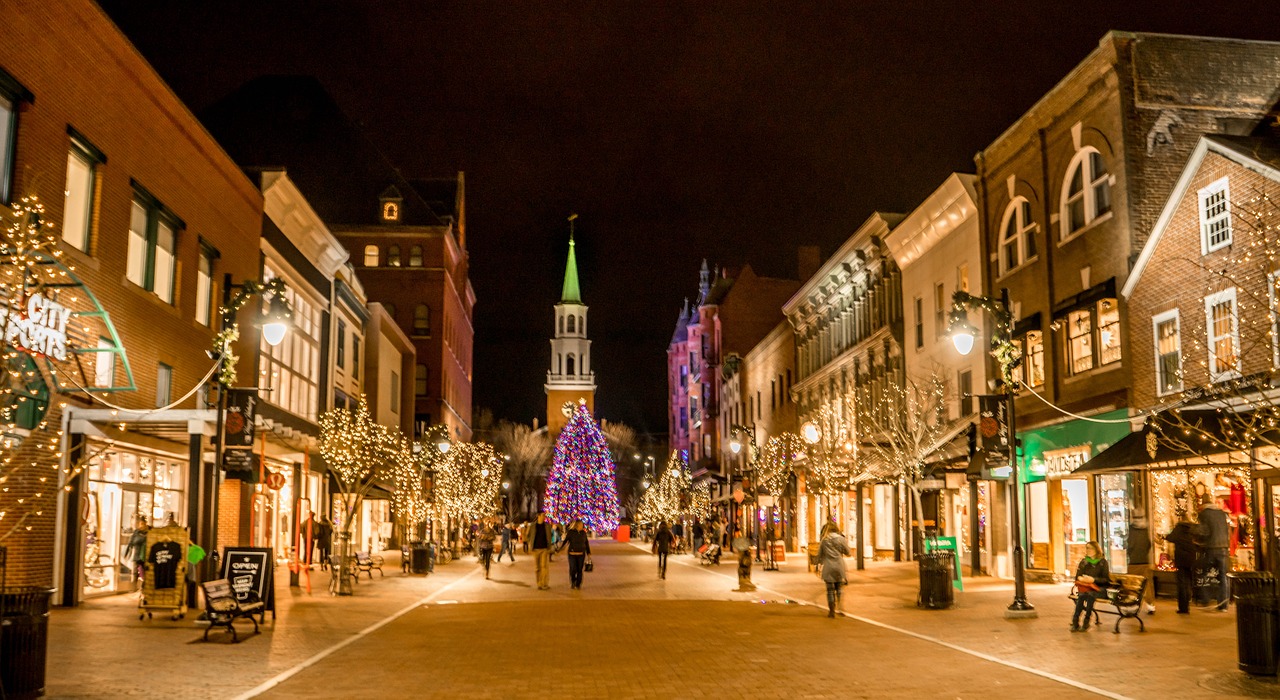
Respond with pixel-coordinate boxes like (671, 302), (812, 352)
(1129, 150), (1276, 410)
(0, 0), (263, 586)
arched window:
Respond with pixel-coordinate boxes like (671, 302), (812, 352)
(558, 315), (564, 335)
(413, 305), (430, 335)
(578, 315), (584, 335)
(415, 364), (429, 396)
(1061, 148), (1111, 237)
(388, 244), (402, 267)
(567, 315), (576, 333)
(363, 245), (379, 267)
(409, 245), (423, 267)
(557, 353), (563, 375)
(998, 198), (1037, 274)
(566, 354), (576, 376)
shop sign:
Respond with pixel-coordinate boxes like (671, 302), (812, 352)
(0, 292), (71, 361)
(1042, 446), (1091, 479)
(264, 471), (286, 490)
(222, 389), (258, 480)
(219, 547), (275, 618)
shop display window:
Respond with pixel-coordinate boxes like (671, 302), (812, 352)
(1026, 480), (1050, 568)
(1097, 473), (1131, 575)
(1062, 478), (1091, 576)
(1151, 469), (1253, 572)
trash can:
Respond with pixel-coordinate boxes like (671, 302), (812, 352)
(0, 587), (53, 700)
(410, 541), (430, 574)
(918, 552), (954, 610)
(1228, 571), (1278, 676)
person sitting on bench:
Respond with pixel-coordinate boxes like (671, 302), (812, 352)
(1070, 541), (1111, 633)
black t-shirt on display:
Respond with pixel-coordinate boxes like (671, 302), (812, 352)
(148, 541), (182, 589)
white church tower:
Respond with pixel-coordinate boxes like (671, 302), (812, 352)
(545, 215), (596, 434)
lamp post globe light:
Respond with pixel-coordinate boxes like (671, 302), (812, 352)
(728, 423), (764, 563)
(946, 287), (1036, 619)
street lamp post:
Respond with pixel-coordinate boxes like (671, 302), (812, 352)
(206, 276), (291, 598)
(728, 423), (762, 563)
(947, 287), (1037, 619)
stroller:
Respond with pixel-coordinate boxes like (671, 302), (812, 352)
(698, 542), (722, 566)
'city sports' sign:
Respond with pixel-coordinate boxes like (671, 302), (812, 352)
(0, 292), (71, 360)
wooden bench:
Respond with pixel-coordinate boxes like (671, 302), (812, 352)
(1069, 574), (1147, 634)
(201, 579), (264, 642)
(355, 551), (384, 579)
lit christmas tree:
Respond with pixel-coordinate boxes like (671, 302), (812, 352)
(544, 403), (619, 532)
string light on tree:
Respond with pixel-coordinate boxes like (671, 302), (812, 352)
(544, 403), (619, 532)
(635, 451), (689, 524)
(434, 441), (503, 521)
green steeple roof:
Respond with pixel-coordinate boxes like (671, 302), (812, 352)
(560, 217), (582, 303)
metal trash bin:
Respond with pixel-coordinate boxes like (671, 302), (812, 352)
(917, 552), (954, 610)
(0, 587), (53, 700)
(1228, 572), (1278, 676)
(410, 541), (430, 574)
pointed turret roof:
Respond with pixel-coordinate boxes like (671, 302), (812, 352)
(561, 216), (582, 304)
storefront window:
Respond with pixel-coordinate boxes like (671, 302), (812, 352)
(1097, 473), (1130, 575)
(1026, 480), (1050, 569)
(1062, 478), (1091, 576)
(1151, 468), (1253, 572)
(873, 484), (894, 551)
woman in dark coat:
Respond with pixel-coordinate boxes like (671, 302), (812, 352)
(1071, 540), (1111, 632)
(560, 520), (591, 589)
(652, 521), (675, 579)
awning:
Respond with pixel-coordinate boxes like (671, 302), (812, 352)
(1074, 409), (1266, 474)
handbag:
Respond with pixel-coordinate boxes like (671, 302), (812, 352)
(1195, 554), (1222, 590)
(584, 557), (594, 572)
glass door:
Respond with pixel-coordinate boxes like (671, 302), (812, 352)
(1262, 476), (1280, 575)
(1097, 473), (1132, 575)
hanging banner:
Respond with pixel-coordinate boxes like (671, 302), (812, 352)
(977, 394), (1010, 454)
(222, 388), (259, 480)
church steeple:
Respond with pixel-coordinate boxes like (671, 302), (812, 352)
(545, 214), (596, 434)
(561, 214), (582, 303)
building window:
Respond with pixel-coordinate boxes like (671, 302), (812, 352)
(1153, 310), (1181, 395)
(388, 244), (401, 267)
(957, 264), (969, 293)
(413, 305), (430, 335)
(0, 74), (29, 203)
(126, 190), (179, 304)
(1199, 177), (1232, 253)
(1023, 331), (1044, 388)
(363, 245), (379, 267)
(94, 337), (115, 388)
(258, 264), (322, 421)
(195, 246), (215, 326)
(415, 364), (428, 396)
(934, 282), (945, 338)
(999, 198), (1036, 274)
(567, 315), (576, 333)
(1097, 299), (1122, 366)
(156, 363), (173, 407)
(352, 335), (360, 380)
(1062, 148), (1111, 236)
(1067, 309), (1094, 375)
(336, 319), (347, 369)
(62, 134), (102, 252)
(390, 371), (400, 413)
(913, 297), (924, 349)
(958, 369), (973, 416)
(409, 245), (423, 267)
(1206, 288), (1239, 382)
(567, 354), (576, 376)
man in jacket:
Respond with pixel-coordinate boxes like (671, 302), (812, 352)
(1196, 496), (1232, 611)
(1126, 517), (1156, 614)
(531, 512), (554, 590)
(1165, 516), (1199, 614)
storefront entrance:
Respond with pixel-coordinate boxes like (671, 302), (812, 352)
(1258, 474), (1280, 575)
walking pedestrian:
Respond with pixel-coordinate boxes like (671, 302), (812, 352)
(1165, 515), (1199, 614)
(498, 522), (517, 563)
(560, 519), (591, 589)
(1125, 517), (1156, 614)
(531, 512), (554, 590)
(692, 520), (704, 555)
(732, 525), (756, 592)
(1070, 541), (1111, 632)
(477, 519), (497, 579)
(1195, 495), (1231, 611)
(652, 521), (674, 579)
(316, 516), (334, 571)
(818, 523), (849, 617)
(124, 515), (149, 588)
(672, 520), (685, 554)
(521, 521), (532, 554)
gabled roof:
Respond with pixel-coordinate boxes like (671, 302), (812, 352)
(200, 75), (451, 228)
(1123, 134), (1280, 299)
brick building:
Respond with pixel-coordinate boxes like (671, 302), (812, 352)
(201, 76), (474, 443)
(1115, 134), (1280, 576)
(973, 31), (1280, 581)
(0, 0), (266, 603)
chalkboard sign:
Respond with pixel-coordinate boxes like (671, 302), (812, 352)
(220, 547), (275, 620)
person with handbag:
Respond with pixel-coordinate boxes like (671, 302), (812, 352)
(559, 519), (591, 590)
(1070, 541), (1111, 632)
(1164, 515), (1200, 614)
(1195, 495), (1232, 611)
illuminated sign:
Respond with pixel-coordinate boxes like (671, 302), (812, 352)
(1042, 446), (1091, 478)
(0, 293), (71, 361)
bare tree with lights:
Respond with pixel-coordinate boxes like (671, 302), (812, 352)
(491, 420), (551, 519)
(433, 441), (503, 526)
(635, 452), (688, 525)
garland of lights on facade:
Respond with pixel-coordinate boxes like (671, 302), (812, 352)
(544, 403), (619, 531)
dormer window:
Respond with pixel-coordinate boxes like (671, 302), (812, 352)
(379, 185), (403, 223)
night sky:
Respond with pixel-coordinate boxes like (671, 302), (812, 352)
(100, 1), (1280, 436)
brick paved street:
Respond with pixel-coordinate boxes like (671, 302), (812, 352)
(48, 540), (1280, 699)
